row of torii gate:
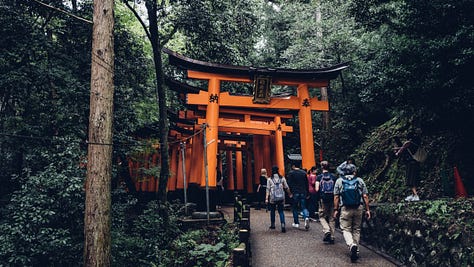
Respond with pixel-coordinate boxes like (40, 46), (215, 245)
(130, 48), (348, 199)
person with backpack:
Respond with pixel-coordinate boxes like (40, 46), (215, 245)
(336, 157), (356, 177)
(286, 161), (311, 230)
(315, 161), (337, 244)
(265, 166), (292, 233)
(307, 166), (319, 221)
(333, 164), (371, 262)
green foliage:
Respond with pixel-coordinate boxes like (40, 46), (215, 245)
(160, 223), (239, 267)
(0, 144), (85, 266)
(370, 199), (474, 266)
(111, 198), (183, 267)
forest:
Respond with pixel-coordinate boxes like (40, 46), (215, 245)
(1, 0), (473, 266)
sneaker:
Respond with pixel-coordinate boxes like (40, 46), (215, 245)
(281, 227), (286, 233)
(405, 194), (414, 201)
(329, 238), (335, 244)
(323, 232), (331, 242)
(292, 223), (300, 228)
(304, 218), (310, 230)
(269, 225), (275, 229)
(350, 244), (359, 262)
(412, 195), (420, 201)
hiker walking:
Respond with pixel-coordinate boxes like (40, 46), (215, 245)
(287, 161), (311, 230)
(336, 157), (356, 177)
(256, 168), (269, 210)
(315, 161), (337, 244)
(395, 130), (422, 201)
(266, 166), (292, 233)
(307, 166), (319, 221)
(333, 164), (371, 262)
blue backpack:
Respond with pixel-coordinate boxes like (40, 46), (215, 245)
(341, 177), (361, 208)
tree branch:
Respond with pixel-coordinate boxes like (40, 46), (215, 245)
(31, 0), (92, 24)
(122, 0), (152, 43)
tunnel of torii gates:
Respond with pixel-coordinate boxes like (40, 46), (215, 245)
(128, 48), (348, 202)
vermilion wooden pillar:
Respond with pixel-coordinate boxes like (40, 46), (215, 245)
(168, 144), (178, 191)
(176, 146), (184, 189)
(297, 84), (316, 170)
(236, 143), (244, 190)
(274, 116), (285, 176)
(185, 140), (192, 184)
(262, 135), (271, 175)
(253, 135), (264, 187)
(226, 150), (235, 190)
(190, 131), (203, 184)
(202, 77), (220, 187)
(246, 147), (254, 193)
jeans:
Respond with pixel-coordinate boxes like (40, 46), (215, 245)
(308, 192), (320, 218)
(292, 193), (309, 224)
(269, 201), (285, 226)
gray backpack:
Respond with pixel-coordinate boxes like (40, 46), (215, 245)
(271, 175), (285, 202)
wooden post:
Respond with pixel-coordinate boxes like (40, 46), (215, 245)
(246, 147), (254, 193)
(262, 135), (271, 173)
(236, 143), (244, 190)
(253, 135), (263, 188)
(202, 78), (220, 188)
(84, 0), (114, 264)
(297, 84), (316, 170)
(168, 144), (178, 191)
(274, 116), (285, 176)
(226, 150), (235, 190)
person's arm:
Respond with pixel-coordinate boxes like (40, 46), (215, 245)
(336, 162), (346, 175)
(305, 175), (310, 198)
(283, 178), (293, 198)
(265, 179), (271, 203)
(315, 181), (320, 192)
(395, 141), (411, 156)
(363, 194), (371, 220)
(333, 195), (340, 218)
(257, 184), (261, 192)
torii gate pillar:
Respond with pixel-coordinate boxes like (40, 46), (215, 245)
(297, 84), (316, 169)
(202, 77), (220, 187)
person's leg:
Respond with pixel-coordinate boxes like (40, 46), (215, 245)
(307, 194), (315, 218)
(300, 197), (309, 219)
(299, 194), (310, 229)
(269, 203), (276, 228)
(292, 194), (301, 225)
(314, 193), (320, 220)
(328, 203), (336, 240)
(339, 207), (355, 247)
(277, 202), (286, 231)
(352, 206), (364, 245)
(319, 202), (331, 238)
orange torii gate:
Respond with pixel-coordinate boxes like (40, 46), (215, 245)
(164, 47), (348, 191)
(173, 108), (292, 192)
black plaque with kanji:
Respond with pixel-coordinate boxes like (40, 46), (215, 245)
(253, 76), (272, 104)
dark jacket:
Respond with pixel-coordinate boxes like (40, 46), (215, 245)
(287, 168), (309, 195)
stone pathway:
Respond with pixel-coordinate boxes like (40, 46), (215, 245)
(246, 207), (400, 267)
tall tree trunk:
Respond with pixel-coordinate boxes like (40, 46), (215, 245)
(146, 0), (170, 204)
(84, 0), (114, 265)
